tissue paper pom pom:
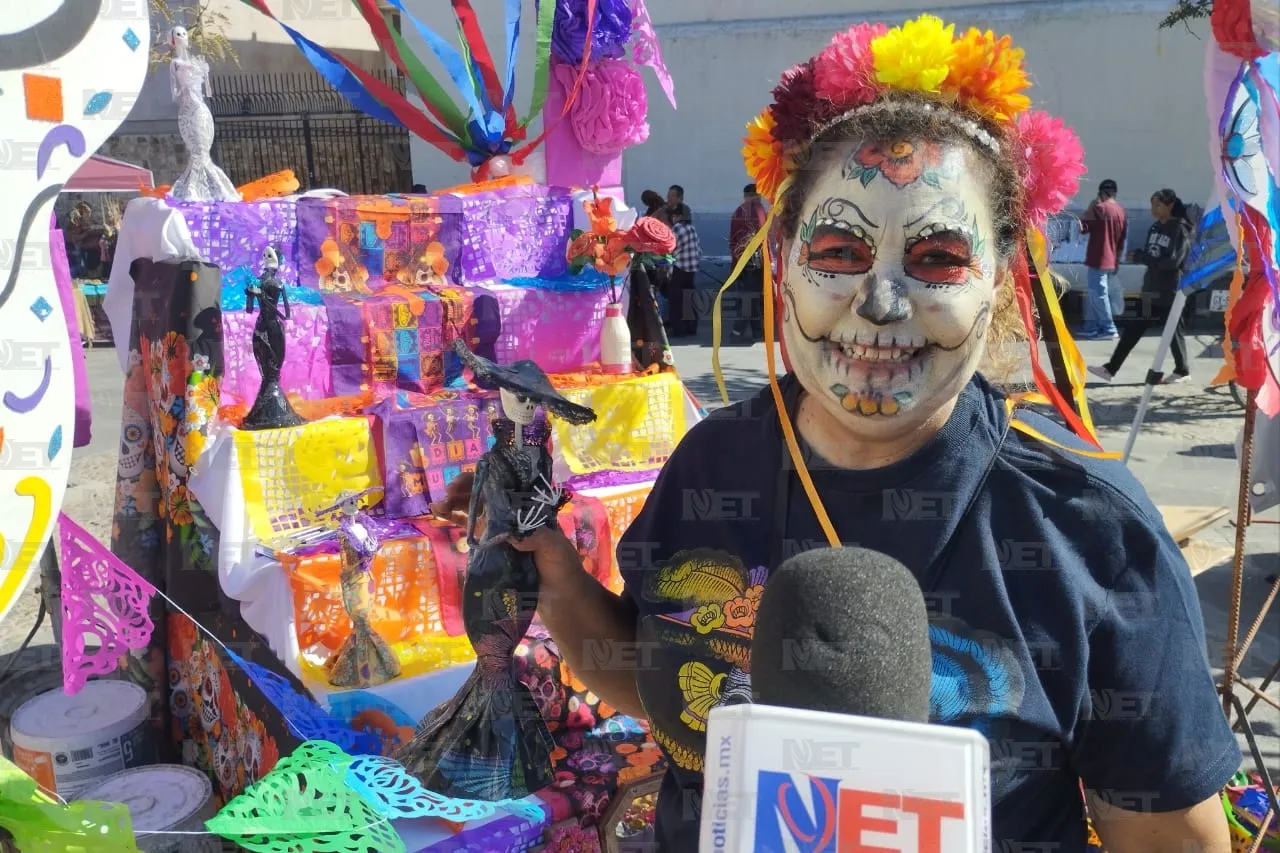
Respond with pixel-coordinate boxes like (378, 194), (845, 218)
(814, 23), (888, 107)
(554, 58), (650, 155)
(872, 14), (957, 94)
(770, 61), (843, 145)
(1016, 110), (1086, 225)
(551, 0), (633, 64)
(743, 109), (789, 202)
(942, 28), (1032, 122)
(1212, 0), (1268, 60)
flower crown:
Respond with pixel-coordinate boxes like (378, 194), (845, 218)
(742, 14), (1086, 227)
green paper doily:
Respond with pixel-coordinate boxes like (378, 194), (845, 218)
(0, 757), (141, 852)
(206, 741), (405, 853)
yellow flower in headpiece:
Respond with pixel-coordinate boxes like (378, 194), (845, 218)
(942, 28), (1032, 122)
(742, 109), (789, 202)
(871, 15), (957, 94)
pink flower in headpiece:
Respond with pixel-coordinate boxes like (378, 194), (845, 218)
(813, 23), (889, 108)
(1015, 110), (1086, 226)
(770, 61), (842, 145)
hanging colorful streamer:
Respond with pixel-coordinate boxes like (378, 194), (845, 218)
(1205, 12), (1280, 415)
(237, 0), (565, 168)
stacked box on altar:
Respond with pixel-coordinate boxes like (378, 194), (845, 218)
(469, 281), (611, 374)
(169, 198), (301, 283)
(296, 194), (463, 292)
(373, 391), (499, 518)
(438, 184), (575, 284)
(323, 290), (445, 397)
(220, 303), (334, 407)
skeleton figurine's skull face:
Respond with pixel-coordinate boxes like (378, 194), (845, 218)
(262, 245), (280, 275)
(170, 26), (189, 53)
(499, 388), (537, 425)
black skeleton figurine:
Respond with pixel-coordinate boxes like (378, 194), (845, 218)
(242, 246), (304, 430)
(396, 339), (596, 800)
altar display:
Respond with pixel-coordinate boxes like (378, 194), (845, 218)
(0, 0), (692, 849)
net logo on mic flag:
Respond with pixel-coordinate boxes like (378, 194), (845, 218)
(753, 770), (966, 853)
(700, 705), (989, 853)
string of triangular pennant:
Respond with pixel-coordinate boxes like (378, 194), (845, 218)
(34, 513), (547, 850)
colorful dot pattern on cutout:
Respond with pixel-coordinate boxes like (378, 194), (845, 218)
(22, 73), (63, 123)
(122, 28), (140, 51)
(29, 297), (52, 321)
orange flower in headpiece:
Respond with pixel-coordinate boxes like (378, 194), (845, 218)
(742, 109), (789, 202)
(942, 28), (1032, 122)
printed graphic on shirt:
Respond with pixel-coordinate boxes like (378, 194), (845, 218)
(635, 549), (1028, 784)
(1146, 230), (1171, 256)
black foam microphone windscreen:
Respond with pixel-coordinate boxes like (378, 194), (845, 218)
(751, 547), (932, 722)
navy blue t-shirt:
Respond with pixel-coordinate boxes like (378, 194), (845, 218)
(617, 374), (1239, 852)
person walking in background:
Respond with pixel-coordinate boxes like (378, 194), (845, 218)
(668, 204), (701, 338)
(1089, 188), (1194, 384)
(1079, 178), (1127, 340)
(729, 183), (768, 342)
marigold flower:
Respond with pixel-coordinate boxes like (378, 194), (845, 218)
(742, 109), (788, 202)
(942, 28), (1032, 122)
(871, 14), (957, 94)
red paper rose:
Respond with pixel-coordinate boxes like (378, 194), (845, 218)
(625, 217), (676, 254)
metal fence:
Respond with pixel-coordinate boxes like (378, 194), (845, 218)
(208, 70), (413, 196)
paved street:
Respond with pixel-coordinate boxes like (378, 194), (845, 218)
(3, 319), (1277, 772)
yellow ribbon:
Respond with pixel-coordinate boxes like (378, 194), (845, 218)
(1004, 395), (1122, 460)
(759, 219), (842, 548)
(711, 178), (791, 406)
(1026, 227), (1100, 442)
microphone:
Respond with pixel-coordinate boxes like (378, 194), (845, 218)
(701, 548), (990, 853)
(750, 547), (932, 721)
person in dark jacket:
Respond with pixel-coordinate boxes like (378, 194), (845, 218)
(1089, 188), (1193, 384)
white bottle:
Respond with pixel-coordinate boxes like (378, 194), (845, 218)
(600, 303), (633, 375)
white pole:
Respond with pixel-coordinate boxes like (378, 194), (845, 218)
(1122, 288), (1190, 464)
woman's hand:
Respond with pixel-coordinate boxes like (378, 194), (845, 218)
(431, 470), (476, 529)
(432, 471), (581, 585)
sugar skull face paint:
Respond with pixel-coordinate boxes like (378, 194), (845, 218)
(780, 138), (999, 437)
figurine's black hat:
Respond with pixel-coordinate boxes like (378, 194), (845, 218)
(453, 339), (597, 425)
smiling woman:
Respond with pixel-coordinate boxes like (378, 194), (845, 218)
(776, 98), (1018, 437)
(436, 14), (1244, 853)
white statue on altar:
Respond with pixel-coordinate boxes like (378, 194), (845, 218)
(168, 26), (239, 202)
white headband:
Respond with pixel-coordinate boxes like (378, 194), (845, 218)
(809, 98), (1003, 156)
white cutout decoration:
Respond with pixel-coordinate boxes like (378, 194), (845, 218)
(0, 4), (150, 625)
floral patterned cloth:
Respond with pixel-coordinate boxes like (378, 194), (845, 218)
(515, 621), (666, 827)
(111, 258), (298, 802)
(168, 613), (282, 804)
